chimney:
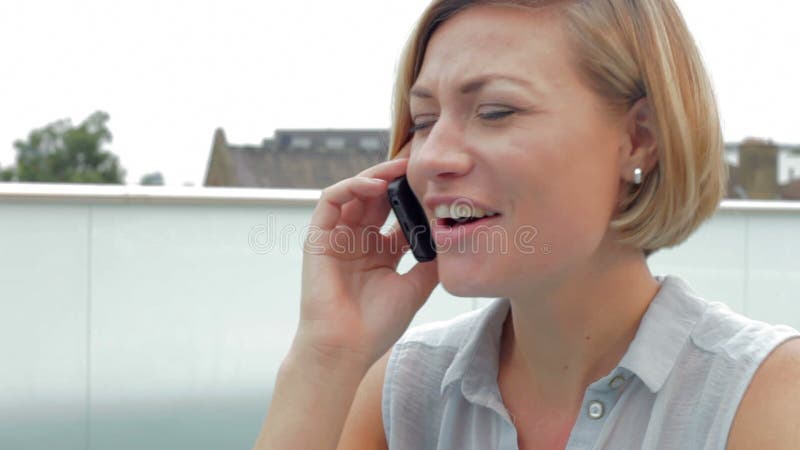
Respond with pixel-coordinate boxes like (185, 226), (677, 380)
(739, 138), (779, 199)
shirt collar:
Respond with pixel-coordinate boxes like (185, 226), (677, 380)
(440, 297), (509, 398)
(618, 274), (710, 392)
(439, 274), (710, 398)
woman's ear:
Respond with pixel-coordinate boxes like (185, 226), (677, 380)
(619, 97), (659, 183)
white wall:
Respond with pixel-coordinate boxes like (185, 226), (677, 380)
(1, 185), (798, 450)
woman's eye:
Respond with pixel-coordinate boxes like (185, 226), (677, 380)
(409, 117), (437, 135)
(478, 107), (516, 121)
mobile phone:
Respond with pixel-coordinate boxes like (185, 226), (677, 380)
(387, 176), (436, 262)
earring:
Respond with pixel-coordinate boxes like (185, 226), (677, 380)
(633, 168), (643, 185)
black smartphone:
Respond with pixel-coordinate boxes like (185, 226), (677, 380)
(387, 176), (436, 262)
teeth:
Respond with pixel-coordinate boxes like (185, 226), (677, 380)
(433, 203), (498, 219)
(451, 203), (473, 219)
(451, 204), (466, 218)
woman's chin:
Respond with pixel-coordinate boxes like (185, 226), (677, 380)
(437, 265), (503, 298)
(442, 284), (496, 298)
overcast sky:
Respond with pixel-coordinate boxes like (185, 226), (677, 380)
(1, 0), (798, 186)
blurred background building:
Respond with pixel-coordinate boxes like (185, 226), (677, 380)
(205, 129), (800, 201)
(204, 129), (388, 189)
(726, 138), (800, 200)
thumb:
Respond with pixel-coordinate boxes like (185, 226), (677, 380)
(399, 260), (439, 314)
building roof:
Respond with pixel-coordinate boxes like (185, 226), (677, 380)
(780, 179), (800, 200)
(204, 129), (390, 189)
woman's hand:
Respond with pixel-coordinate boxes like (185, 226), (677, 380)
(292, 151), (439, 372)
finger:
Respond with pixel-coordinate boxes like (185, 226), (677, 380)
(339, 194), (366, 227)
(358, 158), (414, 227)
(398, 260), (439, 315)
(356, 157), (408, 180)
(336, 159), (410, 228)
(382, 221), (415, 269)
(358, 193), (393, 228)
(339, 184), (398, 228)
(311, 177), (388, 231)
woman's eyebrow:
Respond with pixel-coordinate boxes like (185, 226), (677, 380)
(459, 74), (538, 94)
(410, 74), (542, 99)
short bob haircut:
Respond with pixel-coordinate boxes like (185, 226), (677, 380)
(387, 0), (728, 258)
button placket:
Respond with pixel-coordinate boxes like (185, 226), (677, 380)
(566, 372), (635, 448)
(584, 373), (627, 420)
(609, 375), (626, 390)
(587, 400), (605, 419)
(566, 388), (617, 449)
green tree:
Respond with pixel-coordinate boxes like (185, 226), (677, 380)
(139, 171), (165, 185)
(5, 111), (125, 183)
(0, 164), (14, 181)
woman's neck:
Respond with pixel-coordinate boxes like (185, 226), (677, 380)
(498, 246), (661, 409)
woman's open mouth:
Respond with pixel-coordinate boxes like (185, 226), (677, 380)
(432, 200), (502, 249)
(438, 216), (496, 227)
(434, 202), (501, 228)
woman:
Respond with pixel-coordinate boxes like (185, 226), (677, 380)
(255, 1), (800, 449)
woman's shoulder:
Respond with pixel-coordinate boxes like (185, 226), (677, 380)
(688, 294), (800, 360)
(650, 274), (799, 361)
(646, 276), (800, 448)
(727, 337), (800, 449)
(663, 276), (800, 391)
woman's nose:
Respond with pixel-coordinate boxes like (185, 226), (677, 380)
(409, 118), (473, 182)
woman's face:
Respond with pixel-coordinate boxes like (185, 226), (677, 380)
(406, 5), (631, 298)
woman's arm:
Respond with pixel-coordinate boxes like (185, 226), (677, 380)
(253, 349), (390, 450)
(727, 337), (800, 450)
(251, 153), (437, 450)
(336, 351), (391, 450)
(252, 346), (373, 450)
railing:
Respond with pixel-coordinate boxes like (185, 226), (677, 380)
(1, 183), (798, 450)
(3, 182), (800, 211)
(0, 182), (321, 205)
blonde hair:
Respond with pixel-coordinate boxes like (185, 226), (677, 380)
(388, 0), (728, 258)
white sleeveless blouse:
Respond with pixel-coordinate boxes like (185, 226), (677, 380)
(382, 274), (800, 449)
